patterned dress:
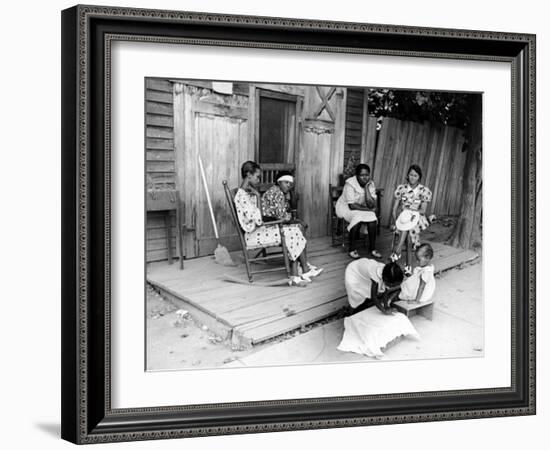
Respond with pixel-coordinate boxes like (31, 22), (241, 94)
(234, 188), (306, 261)
(394, 183), (433, 245)
(261, 185), (292, 221)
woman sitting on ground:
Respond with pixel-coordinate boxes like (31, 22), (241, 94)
(390, 164), (433, 275)
(234, 161), (322, 286)
(335, 163), (381, 259)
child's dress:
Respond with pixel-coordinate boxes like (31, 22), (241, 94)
(394, 183), (432, 246)
(398, 264), (436, 303)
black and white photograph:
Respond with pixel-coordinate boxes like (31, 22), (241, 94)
(145, 78), (483, 371)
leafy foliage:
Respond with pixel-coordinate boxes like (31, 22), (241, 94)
(367, 89), (477, 129)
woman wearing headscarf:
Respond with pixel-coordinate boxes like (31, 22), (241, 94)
(234, 161), (322, 285)
(335, 163), (381, 259)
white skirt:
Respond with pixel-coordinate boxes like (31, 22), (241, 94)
(335, 198), (377, 231)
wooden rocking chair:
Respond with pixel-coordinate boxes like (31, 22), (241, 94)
(222, 180), (291, 282)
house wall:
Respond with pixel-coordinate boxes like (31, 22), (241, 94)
(146, 79), (468, 262)
(145, 78), (177, 262)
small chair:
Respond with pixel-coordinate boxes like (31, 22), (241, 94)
(393, 299), (435, 321)
(223, 181), (291, 282)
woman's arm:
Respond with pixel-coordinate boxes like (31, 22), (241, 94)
(414, 278), (426, 303)
(372, 282), (392, 314)
(364, 181), (376, 209)
(349, 203), (372, 211)
(419, 201), (428, 216)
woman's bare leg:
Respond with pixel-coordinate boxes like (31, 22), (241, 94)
(298, 251), (308, 272)
(291, 261), (298, 277)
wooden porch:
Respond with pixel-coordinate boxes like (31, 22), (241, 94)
(147, 228), (478, 348)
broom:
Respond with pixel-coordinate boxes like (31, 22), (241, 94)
(197, 154), (236, 266)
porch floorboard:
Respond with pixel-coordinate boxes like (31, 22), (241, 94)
(147, 228), (478, 347)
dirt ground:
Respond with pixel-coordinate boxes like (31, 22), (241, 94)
(146, 285), (254, 370)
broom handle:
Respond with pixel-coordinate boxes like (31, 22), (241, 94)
(198, 154), (219, 240)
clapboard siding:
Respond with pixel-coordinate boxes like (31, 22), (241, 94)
(343, 88), (365, 172)
(146, 79), (177, 263)
(146, 211), (177, 262)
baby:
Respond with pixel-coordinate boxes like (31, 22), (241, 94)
(398, 243), (436, 304)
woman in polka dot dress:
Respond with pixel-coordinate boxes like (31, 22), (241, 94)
(234, 161), (322, 285)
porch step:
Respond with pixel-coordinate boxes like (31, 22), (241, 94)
(233, 297), (348, 347)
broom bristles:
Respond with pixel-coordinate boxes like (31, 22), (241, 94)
(214, 244), (236, 266)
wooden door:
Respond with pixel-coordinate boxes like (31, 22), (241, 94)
(174, 84), (250, 258)
(296, 86), (346, 238)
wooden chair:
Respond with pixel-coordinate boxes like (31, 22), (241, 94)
(258, 163), (295, 194)
(222, 180), (291, 282)
(329, 184), (347, 247)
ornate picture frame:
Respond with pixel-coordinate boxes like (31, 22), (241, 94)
(61, 5), (535, 444)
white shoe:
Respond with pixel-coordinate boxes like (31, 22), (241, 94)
(303, 267), (323, 279)
(289, 276), (308, 287)
(300, 273), (312, 283)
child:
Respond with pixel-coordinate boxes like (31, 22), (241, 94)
(344, 259), (404, 314)
(398, 243), (436, 304)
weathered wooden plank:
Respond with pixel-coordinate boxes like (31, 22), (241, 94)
(241, 297), (348, 344)
(146, 149), (175, 162)
(199, 260), (349, 314)
(146, 138), (174, 150)
(222, 272), (347, 326)
(146, 78), (173, 92)
(299, 128), (332, 238)
(195, 101), (248, 120)
(146, 174), (175, 188)
(147, 248), (177, 262)
(146, 114), (174, 128)
(346, 105), (363, 115)
(147, 237), (176, 251)
(146, 227), (177, 240)
(147, 161), (175, 173)
(145, 90), (173, 104)
(146, 127), (174, 139)
(146, 102), (173, 116)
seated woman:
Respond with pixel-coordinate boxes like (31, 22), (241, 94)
(261, 170), (306, 230)
(234, 161), (321, 285)
(335, 163), (381, 259)
(390, 164), (433, 275)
